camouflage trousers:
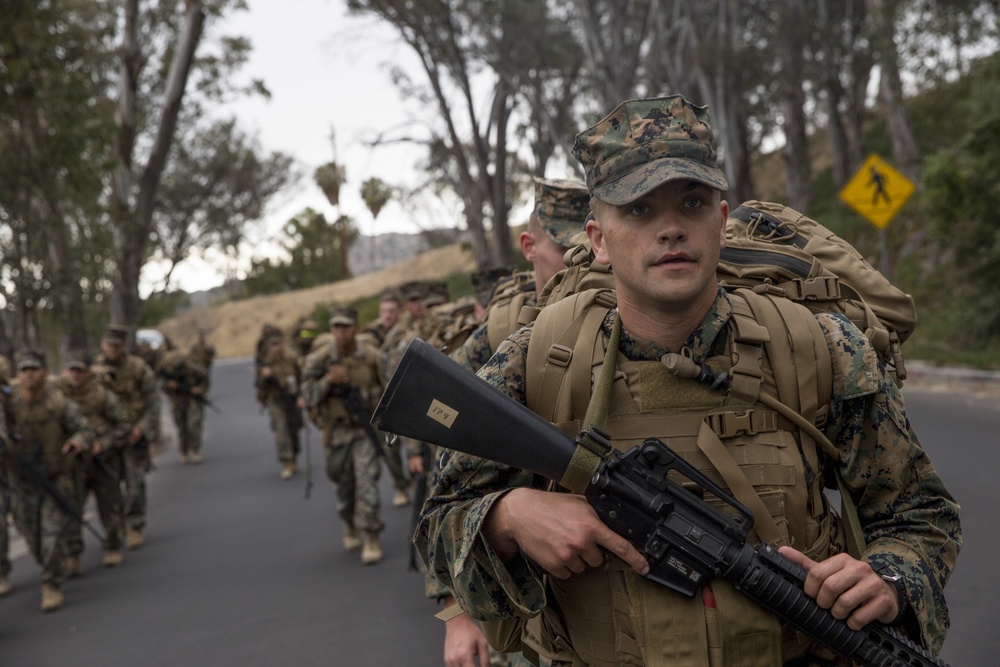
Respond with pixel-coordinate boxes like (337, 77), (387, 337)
(67, 449), (125, 555)
(124, 443), (150, 531)
(8, 474), (75, 586)
(266, 399), (301, 463)
(323, 425), (383, 534)
(171, 395), (205, 456)
(381, 432), (410, 493)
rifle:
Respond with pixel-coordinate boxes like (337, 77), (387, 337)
(10, 441), (106, 543)
(160, 370), (222, 414)
(372, 339), (951, 667)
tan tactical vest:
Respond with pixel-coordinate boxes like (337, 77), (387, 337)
(260, 347), (301, 401)
(94, 355), (149, 425)
(520, 288), (852, 667)
(8, 384), (74, 478)
(56, 379), (113, 446)
(312, 344), (382, 430)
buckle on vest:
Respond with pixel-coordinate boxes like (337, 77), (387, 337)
(709, 410), (761, 438)
(789, 276), (840, 302)
(547, 344), (572, 368)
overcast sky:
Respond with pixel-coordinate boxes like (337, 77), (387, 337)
(146, 0), (452, 294)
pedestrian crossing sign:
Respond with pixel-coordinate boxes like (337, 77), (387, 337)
(838, 153), (916, 229)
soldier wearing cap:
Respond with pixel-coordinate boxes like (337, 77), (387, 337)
(358, 290), (402, 350)
(417, 95), (960, 666)
(255, 331), (303, 480)
(0, 348), (95, 611)
(302, 306), (388, 565)
(160, 342), (210, 465)
(94, 323), (161, 550)
(421, 178), (589, 667)
(55, 350), (132, 572)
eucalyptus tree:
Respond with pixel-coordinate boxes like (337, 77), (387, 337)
(0, 0), (117, 352)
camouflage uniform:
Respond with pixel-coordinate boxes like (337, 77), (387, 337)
(1, 350), (95, 598)
(55, 352), (132, 562)
(189, 334), (216, 387)
(256, 335), (303, 475)
(302, 310), (386, 544)
(417, 96), (961, 666)
(160, 348), (210, 461)
(94, 325), (160, 543)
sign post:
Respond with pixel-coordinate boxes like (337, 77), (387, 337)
(838, 153), (916, 278)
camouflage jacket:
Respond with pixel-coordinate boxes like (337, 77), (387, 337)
(417, 289), (962, 656)
(93, 353), (160, 441)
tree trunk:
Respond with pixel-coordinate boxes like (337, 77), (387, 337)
(816, 0), (853, 190)
(111, 1), (205, 334)
(867, 0), (921, 181)
(778, 0), (813, 211)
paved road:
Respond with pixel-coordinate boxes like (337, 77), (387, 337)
(0, 360), (995, 665)
(0, 358), (442, 666)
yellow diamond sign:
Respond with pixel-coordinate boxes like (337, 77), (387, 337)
(839, 153), (916, 229)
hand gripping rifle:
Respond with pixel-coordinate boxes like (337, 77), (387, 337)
(372, 339), (951, 667)
(330, 383), (387, 461)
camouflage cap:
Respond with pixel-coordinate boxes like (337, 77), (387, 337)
(471, 265), (513, 307)
(15, 348), (47, 370)
(65, 349), (93, 371)
(572, 95), (728, 205)
(423, 281), (450, 308)
(103, 323), (130, 345)
(400, 280), (426, 302)
(329, 306), (358, 327)
(533, 177), (591, 246)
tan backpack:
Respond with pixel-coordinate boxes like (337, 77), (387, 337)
(719, 200), (916, 383)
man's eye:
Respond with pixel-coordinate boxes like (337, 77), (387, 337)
(684, 196), (704, 208)
(627, 203), (649, 216)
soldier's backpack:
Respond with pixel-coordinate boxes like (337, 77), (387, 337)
(718, 200), (916, 383)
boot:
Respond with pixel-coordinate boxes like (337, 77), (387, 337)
(102, 550), (124, 567)
(0, 575), (10, 596)
(361, 532), (383, 565)
(125, 528), (145, 549)
(65, 555), (83, 577)
(40, 584), (63, 612)
(392, 488), (410, 507)
(179, 453), (189, 464)
(280, 462), (295, 480)
(190, 452), (203, 464)
(342, 523), (361, 552)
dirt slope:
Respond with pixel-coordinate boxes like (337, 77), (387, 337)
(157, 243), (476, 359)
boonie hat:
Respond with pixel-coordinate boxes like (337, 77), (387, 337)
(533, 177), (590, 247)
(15, 349), (46, 371)
(573, 94), (728, 205)
(329, 306), (358, 327)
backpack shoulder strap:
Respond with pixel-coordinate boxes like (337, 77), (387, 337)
(525, 288), (616, 425)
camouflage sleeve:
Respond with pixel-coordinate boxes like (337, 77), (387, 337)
(103, 389), (132, 450)
(818, 313), (961, 653)
(136, 363), (161, 441)
(61, 396), (96, 451)
(301, 348), (338, 409)
(449, 322), (494, 374)
(416, 325), (549, 621)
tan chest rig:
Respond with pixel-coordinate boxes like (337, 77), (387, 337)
(64, 381), (112, 442)
(95, 355), (147, 424)
(9, 385), (73, 478)
(324, 346), (381, 428)
(519, 288), (850, 667)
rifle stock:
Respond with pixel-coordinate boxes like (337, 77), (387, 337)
(373, 339), (950, 667)
(371, 339), (577, 483)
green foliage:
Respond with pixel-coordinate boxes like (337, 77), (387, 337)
(140, 290), (191, 327)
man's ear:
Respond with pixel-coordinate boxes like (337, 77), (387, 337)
(586, 216), (609, 265)
(519, 231), (536, 262)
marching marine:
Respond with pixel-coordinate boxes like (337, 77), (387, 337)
(256, 331), (303, 480)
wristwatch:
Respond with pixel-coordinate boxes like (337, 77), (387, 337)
(875, 565), (908, 625)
